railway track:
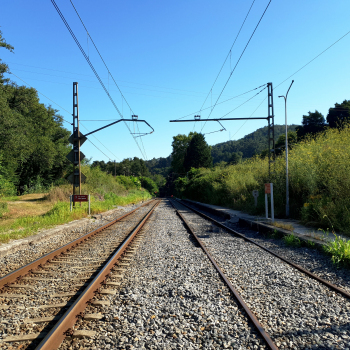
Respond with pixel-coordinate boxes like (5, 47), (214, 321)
(172, 199), (350, 349)
(1, 198), (349, 349)
(0, 199), (160, 350)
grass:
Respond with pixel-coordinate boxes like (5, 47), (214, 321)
(0, 189), (151, 244)
(323, 234), (350, 266)
(283, 233), (302, 247)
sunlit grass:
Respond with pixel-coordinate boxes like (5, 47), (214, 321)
(0, 190), (151, 244)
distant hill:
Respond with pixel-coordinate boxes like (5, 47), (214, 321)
(145, 124), (299, 172)
(211, 124), (299, 164)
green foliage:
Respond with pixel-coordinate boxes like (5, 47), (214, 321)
(115, 175), (138, 190)
(323, 234), (350, 266)
(275, 131), (297, 155)
(327, 100), (350, 128)
(177, 125), (350, 234)
(0, 30), (14, 84)
(0, 82), (71, 190)
(171, 132), (197, 175)
(296, 110), (326, 138)
(283, 233), (301, 247)
(184, 133), (212, 171)
(211, 125), (299, 164)
(140, 177), (159, 195)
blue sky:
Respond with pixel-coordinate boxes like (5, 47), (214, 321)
(1, 0), (350, 163)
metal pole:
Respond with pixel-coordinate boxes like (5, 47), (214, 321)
(270, 183), (274, 223)
(279, 80), (294, 217)
(114, 160), (116, 178)
(88, 194), (90, 215)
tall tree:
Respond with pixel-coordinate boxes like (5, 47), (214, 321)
(184, 133), (212, 172)
(296, 110), (326, 138)
(0, 30), (14, 84)
(170, 132), (196, 175)
(327, 100), (350, 128)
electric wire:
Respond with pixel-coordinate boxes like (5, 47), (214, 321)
(201, 0), (272, 132)
(6, 61), (221, 95)
(241, 28), (350, 121)
(177, 84), (266, 120)
(219, 85), (267, 119)
(51, 0), (147, 160)
(198, 0), (256, 114)
(8, 70), (121, 161)
(69, 0), (150, 160)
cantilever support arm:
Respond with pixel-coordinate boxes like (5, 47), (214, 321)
(170, 117), (268, 122)
(83, 119), (154, 137)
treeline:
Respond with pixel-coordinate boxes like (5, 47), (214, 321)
(0, 31), (71, 196)
(91, 157), (165, 195)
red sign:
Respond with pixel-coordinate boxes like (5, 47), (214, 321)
(264, 183), (271, 194)
(73, 195), (89, 202)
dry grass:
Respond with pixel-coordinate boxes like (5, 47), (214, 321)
(272, 221), (295, 232)
(1, 193), (53, 228)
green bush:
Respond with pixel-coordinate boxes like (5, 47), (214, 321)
(140, 177), (159, 195)
(179, 125), (350, 234)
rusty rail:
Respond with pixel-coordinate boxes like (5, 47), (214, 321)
(176, 199), (350, 300)
(0, 199), (155, 290)
(35, 199), (161, 350)
(170, 199), (279, 350)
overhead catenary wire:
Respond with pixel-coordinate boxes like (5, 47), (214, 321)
(198, 0), (257, 114)
(239, 28), (350, 122)
(219, 85), (267, 119)
(51, 0), (147, 160)
(177, 83), (266, 120)
(201, 0), (272, 132)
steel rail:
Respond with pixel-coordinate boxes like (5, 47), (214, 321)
(176, 199), (350, 300)
(35, 199), (161, 350)
(169, 199), (279, 350)
(0, 199), (155, 290)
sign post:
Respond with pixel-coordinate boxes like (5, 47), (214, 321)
(264, 183), (274, 222)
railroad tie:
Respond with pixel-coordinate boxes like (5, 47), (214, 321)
(3, 332), (47, 342)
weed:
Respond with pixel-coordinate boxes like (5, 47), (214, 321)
(272, 222), (295, 231)
(305, 240), (316, 248)
(323, 234), (350, 266)
(283, 233), (301, 247)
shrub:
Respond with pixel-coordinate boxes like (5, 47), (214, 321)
(179, 125), (350, 234)
(141, 177), (159, 195)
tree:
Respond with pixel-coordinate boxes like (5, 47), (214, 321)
(296, 110), (326, 138)
(170, 132), (196, 175)
(275, 131), (297, 155)
(327, 100), (350, 128)
(228, 152), (243, 165)
(184, 133), (212, 172)
(0, 30), (14, 84)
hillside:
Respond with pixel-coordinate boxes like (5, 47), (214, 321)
(211, 124), (299, 164)
(145, 124), (299, 172)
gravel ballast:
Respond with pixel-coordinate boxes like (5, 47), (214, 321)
(61, 200), (266, 350)
(175, 201), (350, 350)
